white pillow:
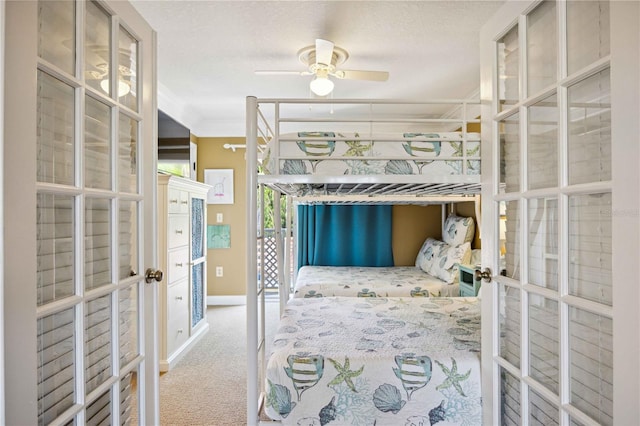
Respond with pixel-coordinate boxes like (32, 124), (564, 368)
(443, 215), (475, 247)
(428, 242), (472, 284)
(416, 238), (447, 273)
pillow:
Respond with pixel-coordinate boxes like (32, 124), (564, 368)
(443, 215), (475, 247)
(415, 238), (447, 272)
(428, 242), (472, 284)
(470, 249), (482, 266)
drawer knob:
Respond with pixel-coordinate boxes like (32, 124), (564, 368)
(175, 263), (183, 267)
(175, 230), (183, 234)
(181, 201), (188, 205)
(175, 296), (183, 300)
(177, 329), (183, 334)
(169, 199), (178, 204)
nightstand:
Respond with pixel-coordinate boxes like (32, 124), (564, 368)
(458, 264), (482, 297)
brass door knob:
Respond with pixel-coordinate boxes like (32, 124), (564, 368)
(145, 268), (164, 283)
(474, 267), (493, 283)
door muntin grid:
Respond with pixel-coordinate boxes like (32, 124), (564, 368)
(36, 1), (144, 424)
(493, 1), (612, 424)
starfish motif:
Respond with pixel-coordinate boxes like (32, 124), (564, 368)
(435, 357), (471, 397)
(344, 138), (374, 157)
(327, 356), (364, 393)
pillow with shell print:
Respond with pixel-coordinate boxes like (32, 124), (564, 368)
(428, 242), (472, 284)
(416, 237), (449, 273)
(442, 215), (475, 247)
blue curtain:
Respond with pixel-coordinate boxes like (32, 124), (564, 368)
(297, 204), (394, 267)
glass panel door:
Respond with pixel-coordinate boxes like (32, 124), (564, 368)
(33, 1), (150, 424)
(481, 0), (624, 424)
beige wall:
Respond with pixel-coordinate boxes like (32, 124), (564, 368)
(193, 135), (480, 292)
(194, 136), (247, 296)
(392, 201), (481, 266)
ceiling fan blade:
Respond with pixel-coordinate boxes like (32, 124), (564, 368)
(315, 39), (334, 66)
(254, 70), (309, 76)
(333, 69), (389, 81)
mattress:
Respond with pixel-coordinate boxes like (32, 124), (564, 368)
(265, 296), (481, 425)
(294, 265), (460, 298)
(262, 132), (481, 177)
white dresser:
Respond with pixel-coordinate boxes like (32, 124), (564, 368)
(157, 173), (210, 371)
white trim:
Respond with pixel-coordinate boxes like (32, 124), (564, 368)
(0, 0), (5, 422)
(159, 322), (209, 372)
(207, 295), (247, 306)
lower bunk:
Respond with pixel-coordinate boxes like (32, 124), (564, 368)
(293, 265), (460, 298)
(264, 296), (481, 425)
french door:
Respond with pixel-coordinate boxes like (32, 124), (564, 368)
(480, 1), (639, 424)
(3, 1), (159, 424)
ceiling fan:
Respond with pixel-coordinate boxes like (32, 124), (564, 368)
(255, 39), (389, 96)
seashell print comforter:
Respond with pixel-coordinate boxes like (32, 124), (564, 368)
(261, 132), (481, 178)
(265, 296), (481, 425)
(294, 266), (460, 298)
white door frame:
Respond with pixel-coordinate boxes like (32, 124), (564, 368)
(0, 0), (5, 423)
(480, 1), (640, 424)
(2, 1), (159, 423)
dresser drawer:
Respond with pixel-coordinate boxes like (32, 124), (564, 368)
(167, 188), (190, 214)
(168, 248), (189, 284)
(168, 215), (189, 248)
(166, 310), (189, 355)
(167, 279), (189, 319)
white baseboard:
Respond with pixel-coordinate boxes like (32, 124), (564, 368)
(207, 295), (246, 306)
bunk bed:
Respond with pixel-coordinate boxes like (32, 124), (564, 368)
(246, 97), (482, 425)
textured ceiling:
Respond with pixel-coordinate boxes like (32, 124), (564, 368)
(130, 1), (505, 136)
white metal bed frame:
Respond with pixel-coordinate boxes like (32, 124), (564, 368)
(245, 97), (482, 424)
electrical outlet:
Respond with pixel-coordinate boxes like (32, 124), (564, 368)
(216, 266), (223, 277)
(216, 213), (223, 223)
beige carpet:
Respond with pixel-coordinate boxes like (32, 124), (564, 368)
(131, 298), (280, 425)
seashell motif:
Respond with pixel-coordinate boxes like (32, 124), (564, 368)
(377, 318), (406, 330)
(266, 380), (296, 418)
(429, 400), (447, 424)
(273, 339), (289, 348)
(282, 159), (309, 175)
(373, 383), (406, 414)
(363, 327), (386, 335)
(278, 326), (298, 334)
(439, 257), (448, 268)
(356, 338), (385, 351)
(447, 327), (471, 336)
(420, 303), (440, 310)
(385, 160), (414, 175)
(318, 396), (337, 426)
(318, 330), (334, 337)
(447, 223), (457, 240)
(296, 318), (325, 328)
(304, 290), (323, 298)
(405, 416), (430, 426)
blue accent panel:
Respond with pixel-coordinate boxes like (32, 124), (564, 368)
(192, 198), (204, 259)
(192, 263), (204, 326)
(297, 204), (394, 268)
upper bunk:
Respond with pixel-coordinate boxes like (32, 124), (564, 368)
(246, 97), (482, 203)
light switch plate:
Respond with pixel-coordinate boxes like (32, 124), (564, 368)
(215, 266), (223, 277)
(216, 213), (223, 223)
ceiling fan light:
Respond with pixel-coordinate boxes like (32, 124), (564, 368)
(309, 76), (334, 96)
(100, 78), (131, 97)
